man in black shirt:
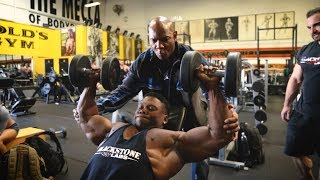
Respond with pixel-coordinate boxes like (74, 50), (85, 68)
(281, 7), (320, 180)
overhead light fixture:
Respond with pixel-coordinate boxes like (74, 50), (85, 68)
(84, 2), (101, 8)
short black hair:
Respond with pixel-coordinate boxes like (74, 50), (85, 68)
(306, 7), (320, 18)
(144, 92), (170, 115)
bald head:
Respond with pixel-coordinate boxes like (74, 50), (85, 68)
(148, 16), (175, 34)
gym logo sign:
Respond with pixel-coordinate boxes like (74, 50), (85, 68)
(0, 20), (60, 57)
(28, 0), (101, 28)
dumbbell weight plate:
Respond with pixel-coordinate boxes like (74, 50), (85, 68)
(252, 80), (264, 92)
(224, 52), (242, 97)
(253, 69), (260, 77)
(256, 123), (268, 135)
(100, 57), (121, 91)
(179, 51), (202, 94)
(253, 94), (265, 106)
(60, 127), (67, 138)
(69, 55), (91, 87)
(254, 109), (267, 122)
(179, 51), (241, 97)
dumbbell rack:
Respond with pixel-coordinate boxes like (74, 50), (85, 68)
(242, 61), (268, 135)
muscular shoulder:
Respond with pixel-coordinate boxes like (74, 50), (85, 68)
(146, 128), (184, 148)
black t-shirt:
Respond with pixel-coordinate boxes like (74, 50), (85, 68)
(295, 41), (320, 117)
(80, 125), (154, 180)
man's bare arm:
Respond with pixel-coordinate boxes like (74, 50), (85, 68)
(281, 64), (303, 121)
(174, 66), (238, 162)
(75, 74), (112, 146)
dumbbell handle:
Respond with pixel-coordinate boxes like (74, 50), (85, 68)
(81, 68), (100, 73)
(209, 70), (225, 77)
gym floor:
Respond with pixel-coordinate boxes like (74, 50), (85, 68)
(13, 93), (318, 180)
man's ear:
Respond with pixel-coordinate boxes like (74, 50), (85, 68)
(163, 114), (169, 125)
(173, 31), (177, 40)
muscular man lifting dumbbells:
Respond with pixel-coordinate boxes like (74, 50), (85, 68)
(69, 16), (242, 179)
(74, 63), (240, 179)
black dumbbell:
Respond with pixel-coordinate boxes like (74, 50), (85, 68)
(256, 123), (268, 135)
(254, 109), (267, 123)
(253, 93), (265, 107)
(48, 127), (67, 138)
(68, 55), (120, 91)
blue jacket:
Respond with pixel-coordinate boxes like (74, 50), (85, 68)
(98, 42), (208, 112)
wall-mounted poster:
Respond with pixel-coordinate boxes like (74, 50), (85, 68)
(87, 26), (103, 58)
(135, 38), (143, 58)
(256, 13), (275, 40)
(174, 21), (189, 35)
(275, 11), (295, 39)
(61, 27), (76, 56)
(204, 18), (222, 41)
(176, 34), (191, 45)
(221, 17), (238, 41)
(238, 15), (256, 41)
(124, 36), (133, 60)
(189, 19), (204, 43)
(174, 21), (189, 43)
(107, 32), (119, 56)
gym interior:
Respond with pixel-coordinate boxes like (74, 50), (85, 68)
(0, 0), (319, 179)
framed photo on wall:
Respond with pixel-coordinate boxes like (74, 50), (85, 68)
(107, 32), (119, 55)
(204, 18), (222, 42)
(174, 21), (189, 43)
(238, 15), (256, 41)
(174, 21), (189, 35)
(87, 27), (103, 58)
(220, 16), (238, 41)
(275, 11), (295, 39)
(135, 38), (143, 58)
(189, 19), (205, 43)
(256, 13), (275, 40)
(61, 27), (76, 56)
(123, 36), (133, 60)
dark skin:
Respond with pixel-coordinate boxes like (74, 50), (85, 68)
(74, 64), (239, 180)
